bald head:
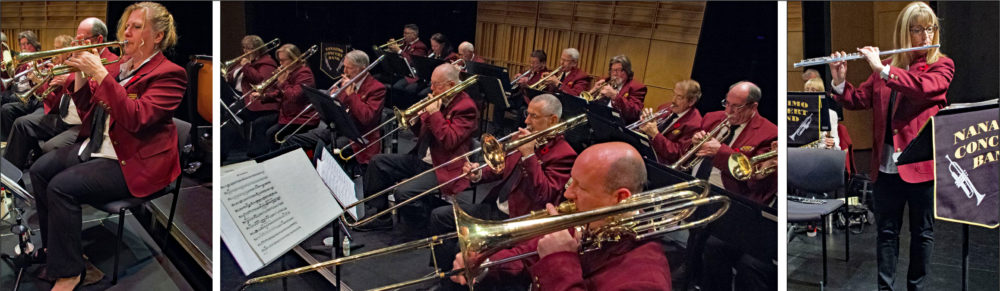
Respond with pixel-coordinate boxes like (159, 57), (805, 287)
(577, 142), (647, 194)
(432, 63), (460, 84)
(458, 41), (474, 54)
(78, 17), (108, 42)
(729, 81), (761, 104)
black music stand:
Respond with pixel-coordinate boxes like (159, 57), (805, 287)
(410, 55), (445, 82)
(1, 158), (35, 291)
(466, 62), (512, 93)
(587, 113), (656, 161)
(377, 52), (414, 79)
(302, 85), (366, 146)
(310, 140), (355, 291)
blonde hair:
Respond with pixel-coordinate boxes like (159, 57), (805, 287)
(276, 44), (301, 60)
(804, 78), (825, 92)
(53, 35), (74, 49)
(117, 2), (178, 51)
(891, 1), (944, 67)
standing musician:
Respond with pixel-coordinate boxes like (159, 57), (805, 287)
(540, 48), (590, 97)
(359, 64), (478, 232)
(453, 41), (485, 70)
(389, 24), (429, 105)
(450, 142), (671, 291)
(222, 35), (279, 160)
(590, 55), (647, 124)
(428, 33), (458, 62)
(639, 79), (704, 165)
(1, 30), (44, 139)
(829, 2), (952, 289)
(284, 50), (386, 165)
(252, 44), (317, 156)
(28, 3), (185, 289)
(692, 81), (777, 205)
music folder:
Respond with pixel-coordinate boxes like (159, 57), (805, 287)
(410, 55), (445, 82)
(377, 52), (414, 79)
(301, 85), (365, 145)
(465, 61), (513, 93)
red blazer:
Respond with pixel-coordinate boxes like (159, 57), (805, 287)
(227, 54), (278, 112)
(262, 65), (317, 125)
(832, 55), (953, 183)
(431, 51), (459, 62)
(337, 74), (386, 164)
(486, 237), (671, 291)
(478, 135), (576, 217)
(703, 111), (778, 205)
(411, 91), (479, 196)
(519, 68), (552, 104)
(43, 49), (120, 114)
(650, 106), (702, 165)
(550, 67), (590, 97)
(400, 39), (428, 61)
(71, 52), (186, 198)
(609, 78), (647, 124)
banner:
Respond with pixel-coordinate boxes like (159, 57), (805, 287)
(320, 42), (349, 80)
(933, 106), (999, 228)
(787, 92), (822, 146)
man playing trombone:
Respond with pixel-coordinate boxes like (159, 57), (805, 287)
(450, 142), (671, 290)
(359, 63), (479, 231)
(540, 48), (590, 97)
(253, 44), (317, 156)
(639, 79), (704, 166)
(221, 35), (279, 160)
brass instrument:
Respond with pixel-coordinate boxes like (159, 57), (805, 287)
(2, 59), (50, 88)
(800, 131), (833, 148)
(527, 65), (563, 91)
(240, 179), (729, 290)
(2, 40), (126, 77)
(672, 117), (732, 171)
(728, 150), (777, 181)
(373, 37), (405, 51)
(508, 68), (533, 90)
(794, 44), (940, 68)
(343, 114), (590, 227)
(221, 45), (317, 128)
(626, 106), (674, 131)
(16, 56), (116, 104)
(221, 38), (280, 77)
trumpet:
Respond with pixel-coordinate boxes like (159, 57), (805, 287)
(793, 44), (940, 68)
(221, 45), (318, 128)
(2, 59), (51, 88)
(343, 114), (590, 227)
(2, 40), (126, 78)
(672, 117), (732, 171)
(240, 179), (728, 290)
(16, 57), (116, 103)
(221, 38), (280, 77)
(373, 37), (405, 51)
(728, 149), (777, 181)
(272, 54), (387, 143)
(527, 65), (563, 91)
(627, 106), (675, 131)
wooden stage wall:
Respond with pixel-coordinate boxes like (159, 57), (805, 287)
(1, 2), (109, 53)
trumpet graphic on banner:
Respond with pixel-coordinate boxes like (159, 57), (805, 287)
(789, 113), (813, 141)
(945, 155), (984, 206)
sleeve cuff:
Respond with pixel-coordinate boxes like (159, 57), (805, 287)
(831, 80), (846, 95)
(879, 65), (891, 80)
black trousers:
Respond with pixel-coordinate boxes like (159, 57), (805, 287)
(362, 153), (443, 228)
(260, 122), (317, 158)
(29, 143), (131, 278)
(221, 109), (277, 161)
(1, 103), (42, 141)
(873, 172), (934, 291)
(283, 125), (352, 154)
(3, 111), (78, 169)
(701, 235), (776, 291)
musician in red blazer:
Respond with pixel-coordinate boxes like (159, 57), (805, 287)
(29, 3), (185, 287)
(829, 3), (951, 289)
(428, 33), (459, 62)
(256, 44), (318, 154)
(450, 142), (671, 291)
(390, 24), (430, 108)
(516, 50), (552, 103)
(694, 82), (777, 205)
(284, 50), (386, 165)
(454, 41), (486, 71)
(639, 79), (704, 165)
(221, 35), (279, 160)
(591, 55), (647, 124)
(360, 64), (478, 231)
(541, 48), (591, 97)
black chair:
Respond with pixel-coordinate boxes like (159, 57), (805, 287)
(786, 147), (849, 289)
(89, 118), (190, 285)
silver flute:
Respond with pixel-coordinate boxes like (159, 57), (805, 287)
(793, 44), (940, 68)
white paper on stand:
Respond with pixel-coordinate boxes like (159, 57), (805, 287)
(315, 147), (359, 220)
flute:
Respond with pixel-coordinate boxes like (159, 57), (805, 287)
(793, 44), (940, 68)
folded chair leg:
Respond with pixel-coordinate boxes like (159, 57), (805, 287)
(113, 208), (127, 285)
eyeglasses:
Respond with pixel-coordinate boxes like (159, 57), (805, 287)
(721, 99), (749, 110)
(909, 25), (938, 35)
(526, 112), (552, 119)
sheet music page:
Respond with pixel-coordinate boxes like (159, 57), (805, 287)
(220, 150), (343, 275)
(316, 147), (359, 220)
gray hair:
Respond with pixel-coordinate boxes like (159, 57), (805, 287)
(2, 32), (7, 43)
(609, 54), (633, 79)
(562, 48), (580, 61)
(458, 41), (474, 54)
(436, 63), (460, 83)
(87, 17), (109, 39)
(730, 81), (762, 104)
(344, 50), (369, 67)
(531, 94), (563, 119)
(18, 30), (41, 51)
(604, 150), (647, 193)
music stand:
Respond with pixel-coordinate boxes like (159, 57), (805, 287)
(302, 85), (365, 146)
(587, 113), (657, 161)
(410, 55), (445, 82)
(586, 101), (626, 128)
(377, 53), (414, 79)
(466, 62), (512, 92)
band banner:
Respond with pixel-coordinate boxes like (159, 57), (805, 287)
(320, 42), (348, 80)
(787, 92), (822, 146)
(933, 106), (999, 228)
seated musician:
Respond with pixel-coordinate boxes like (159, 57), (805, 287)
(514, 50), (551, 102)
(284, 50), (386, 166)
(692, 81), (777, 205)
(1, 30), (44, 139)
(4, 29), (103, 170)
(502, 49), (552, 133)
(638, 79), (704, 165)
(803, 77), (841, 150)
(359, 63), (478, 231)
(253, 44), (317, 155)
(589, 55), (647, 124)
(29, 3), (186, 289)
(540, 48), (590, 97)
(428, 33), (458, 62)
(221, 35), (279, 160)
(453, 41), (485, 70)
(389, 23), (429, 105)
(450, 142), (671, 291)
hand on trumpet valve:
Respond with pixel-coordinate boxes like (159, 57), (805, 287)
(516, 127), (536, 156)
(694, 133), (721, 157)
(387, 38), (401, 53)
(638, 108), (659, 137)
(600, 84), (617, 99)
(858, 46), (883, 72)
(463, 161), (482, 183)
(64, 49), (107, 83)
(537, 203), (583, 259)
(543, 72), (560, 88)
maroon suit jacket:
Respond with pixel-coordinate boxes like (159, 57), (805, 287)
(703, 111), (777, 205)
(832, 56), (953, 183)
(43, 49), (120, 114)
(411, 91), (479, 196)
(519, 68), (552, 104)
(551, 67), (590, 97)
(337, 74), (386, 164)
(71, 52), (186, 198)
(478, 135), (576, 217)
(262, 65), (317, 125)
(227, 54), (278, 112)
(609, 78), (647, 124)
(487, 236), (671, 291)
(400, 39), (428, 61)
(650, 106), (702, 165)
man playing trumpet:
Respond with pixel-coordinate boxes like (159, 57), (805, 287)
(588, 55), (647, 124)
(639, 79), (704, 166)
(540, 48), (590, 97)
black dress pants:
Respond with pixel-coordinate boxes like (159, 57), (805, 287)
(873, 172), (934, 291)
(3, 111), (77, 169)
(362, 153), (443, 229)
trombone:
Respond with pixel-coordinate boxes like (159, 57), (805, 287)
(221, 45), (318, 128)
(526, 65), (563, 91)
(240, 179), (729, 290)
(671, 117), (732, 171)
(221, 38), (279, 77)
(343, 114), (589, 227)
(728, 150), (777, 181)
(373, 37), (405, 51)
(271, 54), (385, 143)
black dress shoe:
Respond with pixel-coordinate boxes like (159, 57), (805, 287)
(352, 216), (393, 232)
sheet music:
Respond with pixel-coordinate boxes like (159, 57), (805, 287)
(316, 147), (359, 220)
(220, 150), (343, 275)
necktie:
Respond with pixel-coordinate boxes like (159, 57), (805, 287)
(658, 114), (678, 133)
(694, 124), (739, 179)
(58, 94), (71, 119)
(79, 106), (106, 161)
